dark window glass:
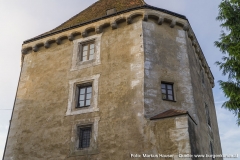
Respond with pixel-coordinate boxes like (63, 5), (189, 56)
(79, 127), (91, 148)
(205, 104), (211, 127)
(77, 85), (92, 108)
(201, 69), (205, 84)
(80, 42), (95, 61)
(161, 83), (174, 101)
(210, 142), (214, 160)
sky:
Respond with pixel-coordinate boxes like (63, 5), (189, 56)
(0, 0), (239, 159)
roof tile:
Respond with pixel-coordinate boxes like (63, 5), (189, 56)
(150, 109), (188, 120)
(40, 0), (145, 37)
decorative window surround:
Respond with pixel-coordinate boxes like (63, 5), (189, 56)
(70, 117), (100, 156)
(66, 74), (100, 116)
(71, 34), (102, 71)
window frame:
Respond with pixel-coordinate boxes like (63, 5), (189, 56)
(70, 117), (99, 156)
(201, 69), (205, 84)
(210, 141), (214, 160)
(205, 104), (211, 127)
(79, 40), (95, 62)
(71, 34), (101, 71)
(76, 83), (92, 108)
(161, 82), (175, 102)
(66, 74), (100, 116)
(78, 125), (92, 149)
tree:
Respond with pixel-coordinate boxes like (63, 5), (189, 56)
(215, 0), (240, 125)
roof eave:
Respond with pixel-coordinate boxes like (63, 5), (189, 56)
(150, 110), (197, 125)
(23, 5), (187, 44)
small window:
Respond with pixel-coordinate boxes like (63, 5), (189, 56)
(161, 82), (174, 101)
(201, 69), (205, 84)
(210, 142), (214, 160)
(80, 41), (95, 62)
(205, 104), (211, 127)
(70, 117), (99, 156)
(76, 84), (92, 108)
(78, 126), (92, 149)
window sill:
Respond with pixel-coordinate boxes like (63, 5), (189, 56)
(69, 148), (99, 157)
(66, 106), (99, 116)
(76, 105), (90, 109)
(162, 99), (176, 102)
(77, 59), (94, 66)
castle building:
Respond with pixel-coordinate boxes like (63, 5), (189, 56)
(4, 0), (222, 159)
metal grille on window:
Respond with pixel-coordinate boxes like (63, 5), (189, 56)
(79, 127), (91, 148)
(78, 85), (92, 107)
(161, 83), (174, 101)
(81, 42), (95, 61)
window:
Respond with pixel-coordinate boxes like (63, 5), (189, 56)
(70, 117), (99, 156)
(66, 74), (100, 116)
(78, 126), (92, 149)
(80, 41), (95, 62)
(161, 82), (174, 101)
(71, 34), (101, 71)
(210, 141), (214, 160)
(205, 104), (211, 127)
(76, 84), (92, 108)
(201, 69), (205, 84)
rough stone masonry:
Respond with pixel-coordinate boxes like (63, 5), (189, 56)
(3, 0), (222, 159)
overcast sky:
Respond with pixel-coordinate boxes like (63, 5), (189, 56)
(0, 0), (239, 159)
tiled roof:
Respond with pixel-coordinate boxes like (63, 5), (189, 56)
(150, 109), (188, 120)
(23, 0), (187, 44)
(37, 0), (145, 37)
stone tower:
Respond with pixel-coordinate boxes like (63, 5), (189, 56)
(4, 0), (222, 159)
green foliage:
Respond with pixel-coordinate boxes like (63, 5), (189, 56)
(215, 0), (240, 125)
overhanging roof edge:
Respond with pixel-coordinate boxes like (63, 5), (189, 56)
(23, 5), (187, 44)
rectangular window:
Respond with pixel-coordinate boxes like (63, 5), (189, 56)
(161, 82), (174, 101)
(210, 141), (214, 160)
(201, 70), (205, 84)
(70, 117), (99, 156)
(76, 84), (92, 108)
(80, 41), (95, 62)
(205, 104), (211, 127)
(78, 126), (91, 149)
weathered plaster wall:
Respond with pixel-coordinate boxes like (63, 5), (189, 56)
(143, 19), (196, 119)
(5, 40), (72, 160)
(186, 33), (223, 159)
(4, 8), (222, 160)
(146, 115), (192, 160)
(4, 13), (147, 160)
(143, 15), (222, 159)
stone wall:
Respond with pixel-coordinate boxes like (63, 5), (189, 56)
(5, 14), (145, 160)
(143, 13), (222, 159)
(186, 29), (223, 158)
(4, 9), (222, 160)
